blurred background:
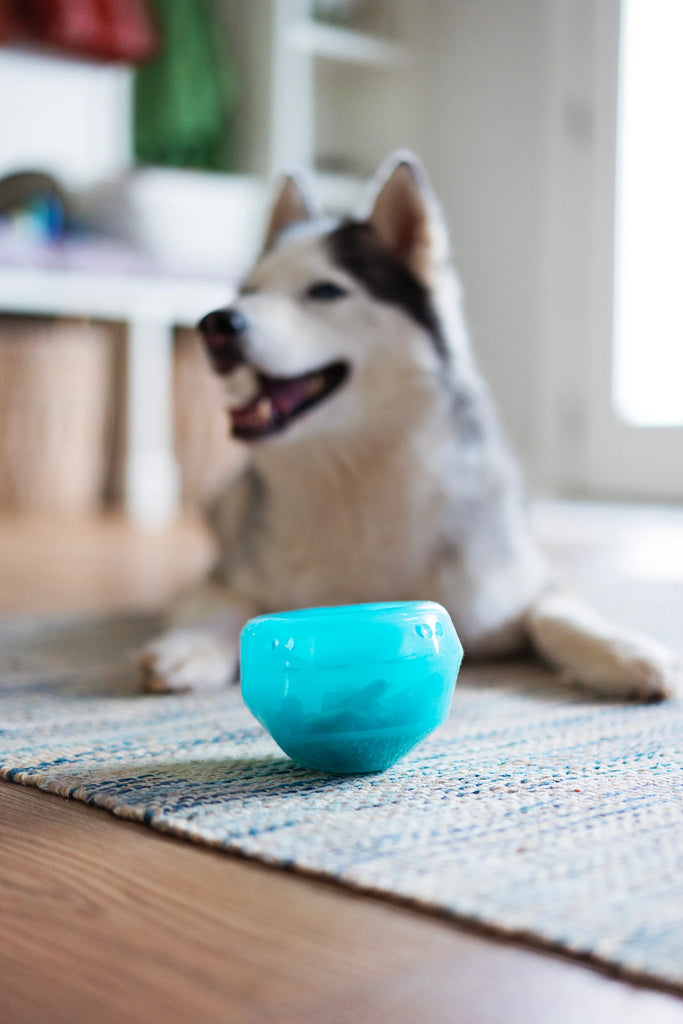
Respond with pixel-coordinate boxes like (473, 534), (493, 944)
(0, 0), (681, 597)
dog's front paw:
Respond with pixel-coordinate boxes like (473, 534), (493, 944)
(595, 636), (682, 702)
(526, 590), (682, 702)
(561, 633), (682, 702)
(138, 630), (237, 694)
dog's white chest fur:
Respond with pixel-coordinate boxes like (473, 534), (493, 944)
(212, 428), (443, 612)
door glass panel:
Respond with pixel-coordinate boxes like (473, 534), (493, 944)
(613, 0), (683, 427)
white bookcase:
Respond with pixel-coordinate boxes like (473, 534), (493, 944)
(219, 0), (418, 211)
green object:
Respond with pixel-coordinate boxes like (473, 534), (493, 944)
(134, 0), (238, 171)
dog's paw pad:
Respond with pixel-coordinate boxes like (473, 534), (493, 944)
(138, 630), (235, 694)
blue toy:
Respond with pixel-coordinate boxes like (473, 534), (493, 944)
(240, 601), (463, 774)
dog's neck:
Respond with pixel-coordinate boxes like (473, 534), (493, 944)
(248, 385), (449, 490)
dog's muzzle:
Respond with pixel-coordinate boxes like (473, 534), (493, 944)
(198, 307), (247, 375)
(197, 305), (349, 441)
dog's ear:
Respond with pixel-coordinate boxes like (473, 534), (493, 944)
(262, 172), (318, 252)
(363, 152), (449, 282)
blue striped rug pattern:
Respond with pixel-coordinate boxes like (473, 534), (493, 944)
(1, 614), (681, 990)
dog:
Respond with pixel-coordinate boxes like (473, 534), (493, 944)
(139, 151), (679, 702)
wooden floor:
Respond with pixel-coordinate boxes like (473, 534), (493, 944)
(1, 510), (682, 1024)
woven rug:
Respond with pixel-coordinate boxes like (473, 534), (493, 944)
(1, 613), (682, 992)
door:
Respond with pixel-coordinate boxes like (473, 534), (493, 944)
(543, 0), (683, 500)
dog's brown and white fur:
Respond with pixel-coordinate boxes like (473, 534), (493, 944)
(140, 152), (680, 701)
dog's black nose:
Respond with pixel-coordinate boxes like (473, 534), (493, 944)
(198, 307), (248, 375)
(198, 308), (248, 337)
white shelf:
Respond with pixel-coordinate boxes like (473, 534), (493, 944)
(284, 20), (410, 69)
(0, 263), (231, 327)
(247, 2), (416, 181)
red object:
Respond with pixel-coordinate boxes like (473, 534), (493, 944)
(2, 0), (159, 64)
(0, 0), (22, 42)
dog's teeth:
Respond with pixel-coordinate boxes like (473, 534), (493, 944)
(257, 397), (273, 421)
(224, 366), (259, 407)
(230, 394), (274, 434)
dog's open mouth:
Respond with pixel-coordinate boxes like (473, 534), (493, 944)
(229, 362), (349, 440)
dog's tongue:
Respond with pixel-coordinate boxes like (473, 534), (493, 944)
(267, 372), (325, 415)
(230, 371), (325, 434)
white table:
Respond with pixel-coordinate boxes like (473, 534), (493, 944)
(0, 263), (231, 526)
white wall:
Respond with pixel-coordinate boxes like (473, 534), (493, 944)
(413, 1), (557, 487)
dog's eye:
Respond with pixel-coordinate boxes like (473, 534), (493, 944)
(306, 280), (348, 301)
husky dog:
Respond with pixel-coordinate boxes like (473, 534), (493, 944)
(140, 152), (679, 701)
